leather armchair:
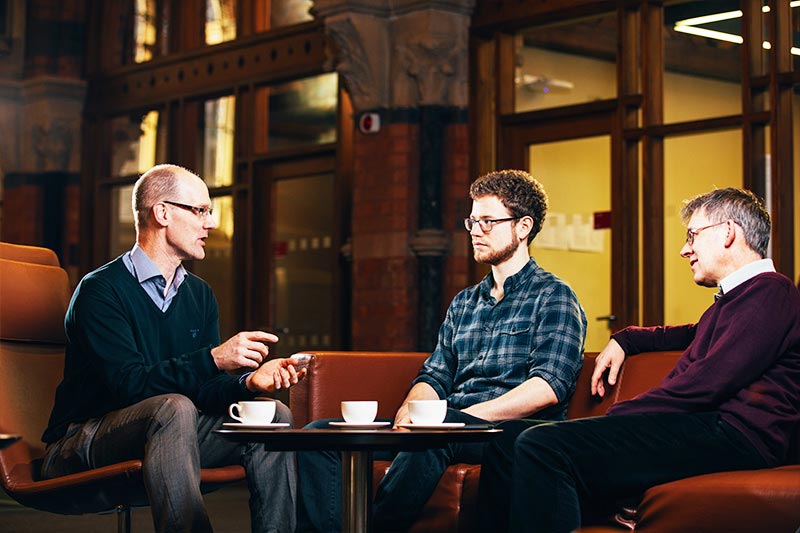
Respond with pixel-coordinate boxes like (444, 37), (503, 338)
(290, 350), (800, 532)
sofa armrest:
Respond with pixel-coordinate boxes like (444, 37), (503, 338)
(289, 351), (429, 427)
(633, 465), (800, 533)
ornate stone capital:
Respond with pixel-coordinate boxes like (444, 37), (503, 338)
(313, 0), (474, 112)
(409, 228), (451, 257)
(323, 15), (389, 111)
(21, 77), (86, 173)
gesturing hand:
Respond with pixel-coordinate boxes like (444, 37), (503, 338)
(591, 338), (626, 398)
(245, 358), (308, 394)
(211, 331), (279, 372)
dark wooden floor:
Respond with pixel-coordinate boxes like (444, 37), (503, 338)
(0, 481), (253, 532)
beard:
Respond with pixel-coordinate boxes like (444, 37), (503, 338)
(473, 232), (520, 266)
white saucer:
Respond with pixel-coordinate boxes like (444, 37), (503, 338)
(398, 422), (466, 430)
(222, 422), (290, 430)
(329, 421), (391, 429)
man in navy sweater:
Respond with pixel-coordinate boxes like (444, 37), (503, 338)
(42, 164), (305, 532)
(477, 187), (800, 532)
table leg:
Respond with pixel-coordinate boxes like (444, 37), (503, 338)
(341, 450), (373, 533)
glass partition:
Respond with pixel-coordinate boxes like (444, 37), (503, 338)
(202, 95), (235, 187)
(515, 13), (617, 113)
(206, 0), (236, 45)
(111, 110), (162, 177)
(664, 130), (742, 325)
(192, 195), (235, 339)
(254, 73), (338, 153)
(664, 1), (743, 123)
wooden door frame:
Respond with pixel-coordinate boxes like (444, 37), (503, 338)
(499, 102), (639, 332)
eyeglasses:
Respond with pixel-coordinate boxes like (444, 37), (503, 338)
(685, 220), (726, 245)
(464, 217), (520, 233)
(163, 200), (214, 218)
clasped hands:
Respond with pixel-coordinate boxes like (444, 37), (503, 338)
(210, 331), (307, 394)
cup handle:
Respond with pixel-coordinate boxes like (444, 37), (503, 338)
(228, 403), (244, 422)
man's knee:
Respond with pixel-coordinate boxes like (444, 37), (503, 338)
(147, 393), (198, 431)
(273, 400), (293, 426)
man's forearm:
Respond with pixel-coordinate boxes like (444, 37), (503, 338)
(461, 376), (558, 422)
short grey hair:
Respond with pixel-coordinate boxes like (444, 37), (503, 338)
(681, 187), (771, 257)
(131, 164), (190, 231)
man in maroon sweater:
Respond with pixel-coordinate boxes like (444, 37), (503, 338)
(477, 188), (800, 533)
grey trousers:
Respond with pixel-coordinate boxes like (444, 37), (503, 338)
(42, 394), (297, 533)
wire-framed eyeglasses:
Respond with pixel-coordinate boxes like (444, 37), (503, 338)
(463, 217), (520, 233)
(685, 220), (726, 245)
(163, 200), (214, 218)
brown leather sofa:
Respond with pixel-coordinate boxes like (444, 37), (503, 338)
(289, 350), (800, 532)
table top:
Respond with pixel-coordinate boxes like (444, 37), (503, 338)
(214, 428), (502, 452)
(0, 434), (21, 450)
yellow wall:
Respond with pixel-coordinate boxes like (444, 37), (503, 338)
(529, 136), (611, 352)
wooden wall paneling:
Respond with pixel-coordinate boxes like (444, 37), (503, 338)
(769, 0), (795, 279)
(641, 0), (663, 326)
(741, 0), (767, 196)
(613, 3), (641, 329)
(470, 36), (497, 179)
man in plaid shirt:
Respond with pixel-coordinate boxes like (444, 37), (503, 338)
(297, 169), (587, 532)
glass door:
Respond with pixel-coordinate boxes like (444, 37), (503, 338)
(251, 155), (345, 360)
(500, 111), (629, 352)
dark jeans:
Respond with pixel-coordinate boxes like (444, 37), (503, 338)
(296, 408), (487, 532)
(477, 412), (767, 533)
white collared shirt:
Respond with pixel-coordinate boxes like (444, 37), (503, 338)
(718, 258), (776, 295)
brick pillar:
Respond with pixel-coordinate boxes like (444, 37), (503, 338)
(315, 0), (475, 350)
(0, 0), (86, 278)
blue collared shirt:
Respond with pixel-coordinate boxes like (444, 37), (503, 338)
(121, 244), (187, 312)
(413, 258), (587, 420)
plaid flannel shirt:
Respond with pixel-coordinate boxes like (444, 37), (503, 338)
(413, 258), (587, 421)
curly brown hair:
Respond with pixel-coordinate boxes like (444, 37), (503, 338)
(469, 169), (548, 244)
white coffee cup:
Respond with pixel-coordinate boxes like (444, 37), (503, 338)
(341, 401), (378, 424)
(408, 399), (447, 425)
(228, 400), (276, 424)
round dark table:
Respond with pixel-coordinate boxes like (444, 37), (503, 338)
(215, 427), (502, 532)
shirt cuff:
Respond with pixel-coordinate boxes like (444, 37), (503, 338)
(238, 371), (254, 392)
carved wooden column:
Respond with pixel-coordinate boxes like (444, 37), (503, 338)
(313, 0), (474, 351)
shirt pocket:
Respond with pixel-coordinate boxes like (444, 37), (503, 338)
(495, 320), (533, 353)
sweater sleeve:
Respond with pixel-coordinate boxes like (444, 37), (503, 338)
(611, 324), (696, 355)
(609, 275), (800, 415)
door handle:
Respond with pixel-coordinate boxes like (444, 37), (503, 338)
(595, 315), (617, 323)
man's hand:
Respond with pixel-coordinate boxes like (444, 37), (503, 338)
(211, 331), (279, 372)
(245, 358), (308, 394)
(591, 338), (626, 398)
(393, 382), (439, 428)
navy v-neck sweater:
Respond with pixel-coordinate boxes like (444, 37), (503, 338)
(43, 257), (252, 443)
(609, 272), (800, 466)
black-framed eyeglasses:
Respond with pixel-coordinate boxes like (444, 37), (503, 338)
(163, 200), (214, 218)
(685, 220), (726, 245)
(464, 217), (520, 233)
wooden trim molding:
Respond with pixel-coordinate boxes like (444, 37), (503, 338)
(85, 21), (327, 114)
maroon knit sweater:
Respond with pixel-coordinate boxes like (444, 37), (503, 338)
(608, 272), (800, 466)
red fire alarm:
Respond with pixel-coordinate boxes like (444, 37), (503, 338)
(359, 112), (380, 134)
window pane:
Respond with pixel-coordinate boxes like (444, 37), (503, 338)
(111, 111), (162, 177)
(253, 73), (338, 153)
(134, 0), (157, 63)
(273, 174), (335, 352)
(514, 13), (617, 113)
(202, 96), (235, 187)
(252, 0), (313, 32)
(664, 130), (742, 324)
(664, 1), (742, 122)
(206, 0), (236, 45)
(193, 195), (235, 339)
(109, 185), (135, 259)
